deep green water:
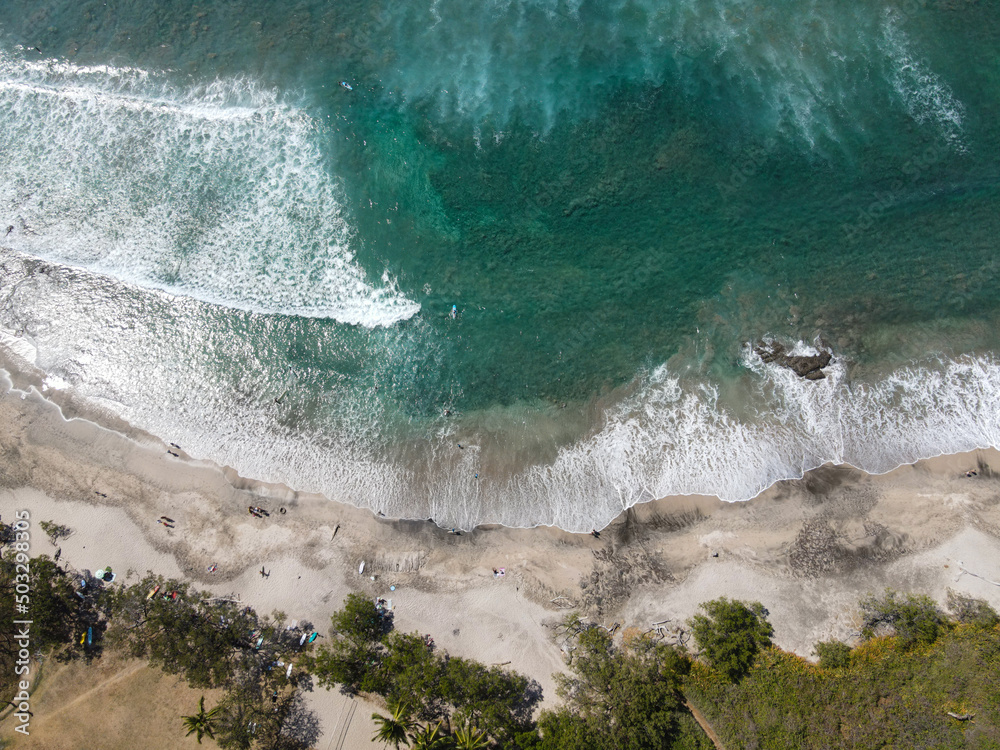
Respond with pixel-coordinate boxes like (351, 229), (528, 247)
(1, 0), (999, 529)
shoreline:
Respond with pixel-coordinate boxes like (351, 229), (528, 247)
(4, 343), (1000, 744)
(2, 335), (999, 536)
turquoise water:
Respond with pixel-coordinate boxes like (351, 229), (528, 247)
(1, 0), (1000, 529)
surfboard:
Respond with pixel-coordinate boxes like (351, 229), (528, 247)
(359, 561), (365, 575)
(146, 584), (160, 600)
(286, 663), (293, 678)
(340, 81), (352, 91)
(86, 627), (93, 647)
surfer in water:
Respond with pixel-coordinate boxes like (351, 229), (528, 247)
(450, 305), (457, 319)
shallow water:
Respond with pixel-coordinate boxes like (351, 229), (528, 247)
(0, 0), (999, 530)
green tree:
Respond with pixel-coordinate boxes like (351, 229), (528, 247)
(536, 709), (594, 749)
(214, 679), (272, 750)
(372, 701), (417, 749)
(182, 695), (222, 744)
(437, 657), (540, 745)
(538, 624), (699, 750)
(814, 640), (852, 670)
(858, 589), (946, 647)
(106, 574), (263, 689)
(382, 632), (445, 719)
(29, 555), (87, 653)
(688, 597), (774, 681)
(308, 593), (391, 694)
(333, 592), (391, 645)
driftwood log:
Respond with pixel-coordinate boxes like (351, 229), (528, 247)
(947, 712), (975, 721)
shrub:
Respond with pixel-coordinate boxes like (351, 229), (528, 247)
(814, 640), (852, 670)
(688, 598), (774, 681)
(39, 520), (72, 545)
(858, 590), (946, 647)
(946, 589), (1000, 629)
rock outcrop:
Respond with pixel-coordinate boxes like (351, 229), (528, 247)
(754, 340), (833, 380)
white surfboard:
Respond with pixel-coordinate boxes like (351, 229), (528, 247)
(359, 561), (365, 575)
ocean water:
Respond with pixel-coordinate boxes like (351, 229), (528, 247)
(1, 0), (999, 530)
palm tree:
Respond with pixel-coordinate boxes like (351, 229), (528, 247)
(181, 695), (222, 744)
(371, 701), (417, 749)
(408, 720), (454, 749)
(452, 719), (490, 750)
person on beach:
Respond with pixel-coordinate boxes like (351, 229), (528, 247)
(5, 225), (12, 236)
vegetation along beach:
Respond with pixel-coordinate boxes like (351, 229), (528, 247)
(2, 0), (1000, 747)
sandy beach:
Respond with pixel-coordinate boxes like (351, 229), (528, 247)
(3, 344), (1000, 748)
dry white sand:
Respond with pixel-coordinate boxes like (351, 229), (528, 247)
(3, 353), (1000, 748)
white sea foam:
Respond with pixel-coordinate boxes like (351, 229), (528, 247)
(880, 11), (966, 150)
(499, 345), (1000, 531)
(0, 49), (419, 326)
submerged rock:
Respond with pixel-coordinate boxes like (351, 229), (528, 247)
(755, 340), (833, 380)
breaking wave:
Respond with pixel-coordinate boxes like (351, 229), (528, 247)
(0, 49), (419, 326)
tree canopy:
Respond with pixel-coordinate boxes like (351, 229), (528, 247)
(537, 620), (710, 750)
(688, 597), (774, 681)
